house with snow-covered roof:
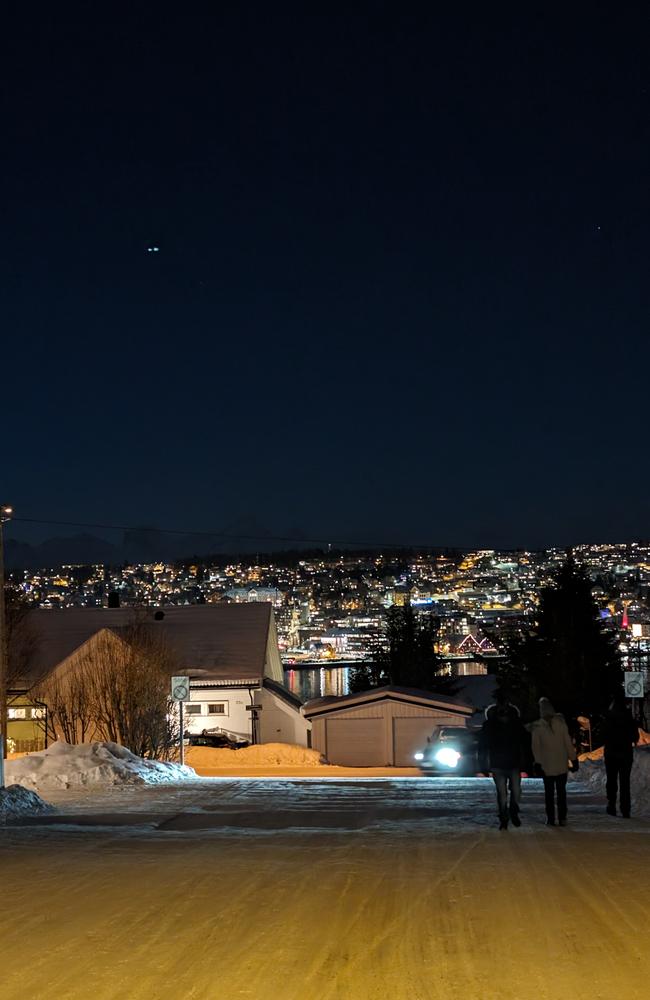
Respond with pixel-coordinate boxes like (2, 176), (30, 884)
(13, 604), (308, 748)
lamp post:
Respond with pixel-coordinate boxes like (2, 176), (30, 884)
(0, 503), (13, 790)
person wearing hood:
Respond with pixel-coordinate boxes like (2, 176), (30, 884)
(529, 697), (578, 826)
(478, 690), (529, 830)
(602, 692), (639, 818)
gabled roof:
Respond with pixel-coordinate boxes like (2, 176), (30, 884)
(303, 685), (474, 718)
(22, 604), (279, 686)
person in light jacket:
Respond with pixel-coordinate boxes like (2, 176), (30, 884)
(529, 697), (578, 826)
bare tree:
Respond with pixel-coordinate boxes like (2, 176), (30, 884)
(35, 618), (180, 759)
(34, 667), (95, 745)
(6, 587), (38, 691)
(88, 624), (178, 758)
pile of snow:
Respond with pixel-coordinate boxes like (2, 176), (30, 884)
(579, 729), (650, 763)
(5, 741), (197, 791)
(187, 742), (325, 767)
(574, 745), (650, 815)
(0, 785), (54, 822)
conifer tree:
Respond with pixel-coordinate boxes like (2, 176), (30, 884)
(499, 555), (622, 738)
(349, 604), (456, 694)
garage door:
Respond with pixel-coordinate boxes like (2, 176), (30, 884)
(325, 718), (384, 766)
(393, 716), (464, 766)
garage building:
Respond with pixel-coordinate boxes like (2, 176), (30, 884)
(303, 686), (475, 767)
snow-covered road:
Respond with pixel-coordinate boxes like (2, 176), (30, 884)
(2, 776), (649, 999)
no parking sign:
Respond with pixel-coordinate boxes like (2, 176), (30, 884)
(171, 676), (190, 701)
(624, 672), (644, 699)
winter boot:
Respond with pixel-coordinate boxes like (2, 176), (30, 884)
(510, 803), (521, 827)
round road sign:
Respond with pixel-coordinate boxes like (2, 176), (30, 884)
(171, 676), (190, 701)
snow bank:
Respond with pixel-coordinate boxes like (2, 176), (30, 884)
(0, 785), (54, 822)
(5, 741), (197, 791)
(186, 742), (325, 768)
(574, 745), (650, 815)
(579, 729), (650, 762)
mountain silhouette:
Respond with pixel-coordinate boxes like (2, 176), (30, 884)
(4, 518), (311, 569)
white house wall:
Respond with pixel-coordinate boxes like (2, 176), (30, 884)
(185, 684), (308, 746)
(259, 689), (310, 747)
(185, 687), (258, 741)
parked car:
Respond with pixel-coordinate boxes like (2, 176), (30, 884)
(187, 732), (250, 749)
(414, 725), (481, 776)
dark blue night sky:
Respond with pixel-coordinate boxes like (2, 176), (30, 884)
(3, 7), (649, 552)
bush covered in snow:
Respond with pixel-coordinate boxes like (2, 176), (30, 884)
(0, 785), (53, 822)
(5, 741), (197, 791)
(574, 745), (650, 815)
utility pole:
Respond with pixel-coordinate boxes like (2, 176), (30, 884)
(0, 504), (14, 790)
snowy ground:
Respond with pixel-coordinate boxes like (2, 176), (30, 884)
(2, 775), (650, 1000)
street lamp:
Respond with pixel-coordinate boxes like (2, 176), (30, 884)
(0, 503), (13, 789)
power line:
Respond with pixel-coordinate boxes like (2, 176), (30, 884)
(10, 516), (459, 553)
(6, 517), (642, 561)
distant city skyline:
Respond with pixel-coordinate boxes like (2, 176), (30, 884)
(8, 540), (650, 703)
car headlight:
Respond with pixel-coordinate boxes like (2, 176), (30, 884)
(434, 747), (461, 768)
(414, 752), (424, 761)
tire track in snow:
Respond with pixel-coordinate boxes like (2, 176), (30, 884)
(303, 832), (489, 1000)
(532, 832), (648, 958)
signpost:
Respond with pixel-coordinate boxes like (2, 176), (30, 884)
(246, 703), (263, 745)
(0, 504), (13, 790)
(171, 675), (190, 766)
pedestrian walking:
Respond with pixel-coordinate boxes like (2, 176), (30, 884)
(529, 697), (578, 826)
(479, 690), (529, 830)
(603, 692), (639, 818)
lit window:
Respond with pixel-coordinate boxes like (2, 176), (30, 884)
(8, 708), (26, 719)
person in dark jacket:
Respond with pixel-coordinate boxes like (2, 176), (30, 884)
(478, 690), (529, 830)
(603, 692), (639, 818)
